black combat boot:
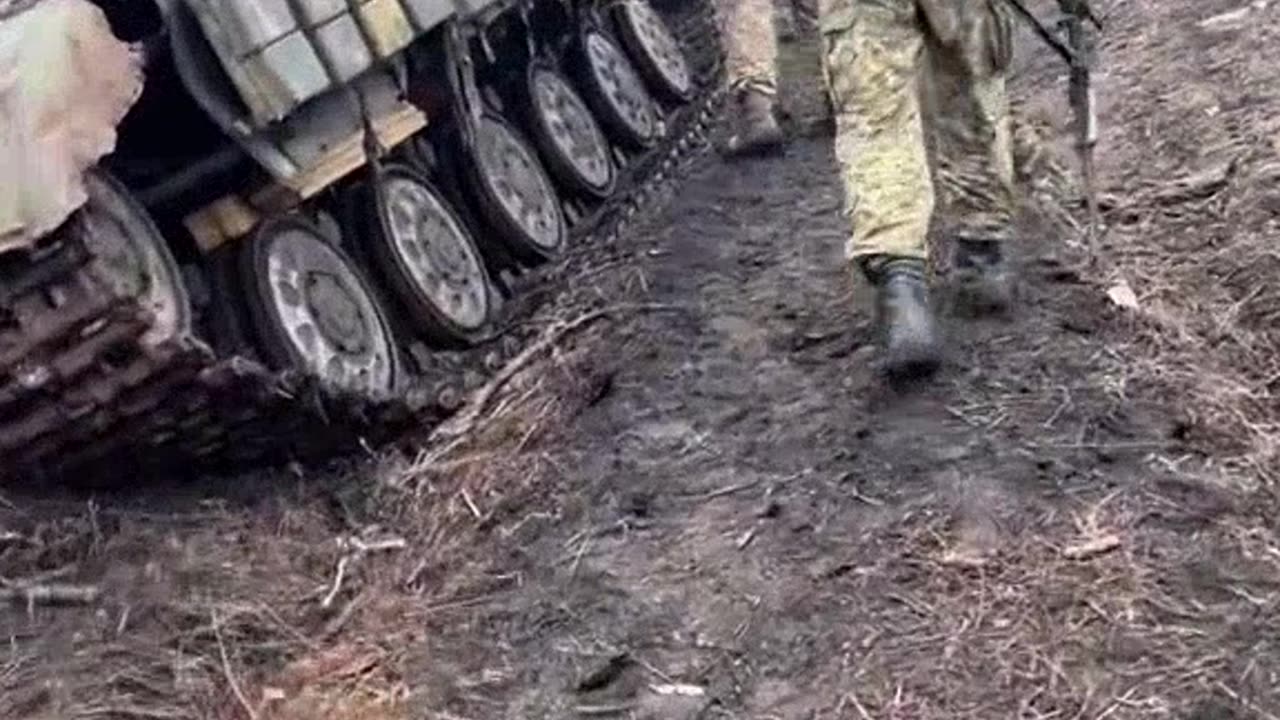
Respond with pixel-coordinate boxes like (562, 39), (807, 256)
(872, 258), (942, 379)
(952, 238), (1013, 316)
(722, 88), (785, 158)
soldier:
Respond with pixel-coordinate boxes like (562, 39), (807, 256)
(718, 0), (785, 156)
(819, 0), (1017, 378)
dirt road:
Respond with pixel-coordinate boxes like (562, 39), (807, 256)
(392, 4), (1280, 716)
(3, 1), (1280, 718)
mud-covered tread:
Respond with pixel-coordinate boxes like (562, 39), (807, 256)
(0, 309), (145, 410)
(0, 275), (126, 372)
(0, 0), (724, 484)
(7, 357), (202, 465)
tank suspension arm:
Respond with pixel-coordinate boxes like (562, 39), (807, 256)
(136, 145), (244, 209)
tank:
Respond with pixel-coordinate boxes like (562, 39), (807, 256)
(0, 0), (721, 482)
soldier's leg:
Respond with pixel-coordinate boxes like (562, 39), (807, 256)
(920, 1), (1017, 314)
(776, 0), (797, 42)
(719, 0), (786, 157)
(820, 0), (940, 377)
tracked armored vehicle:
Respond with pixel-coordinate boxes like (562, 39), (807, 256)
(0, 0), (722, 482)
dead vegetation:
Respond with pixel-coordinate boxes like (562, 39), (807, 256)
(815, 501), (1280, 717)
(0, 244), (654, 719)
(1058, 0), (1280, 484)
(3, 1), (1280, 718)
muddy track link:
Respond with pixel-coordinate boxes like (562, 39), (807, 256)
(0, 1), (725, 485)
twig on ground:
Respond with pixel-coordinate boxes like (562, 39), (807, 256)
(1216, 681), (1280, 720)
(460, 489), (483, 520)
(575, 703), (636, 716)
(694, 477), (762, 501)
(321, 555), (351, 610)
(844, 691), (874, 720)
(1062, 534), (1122, 560)
(321, 535), (406, 608)
(850, 488), (886, 507)
(0, 530), (31, 545)
(631, 654), (675, 684)
(212, 610), (258, 720)
(7, 564), (77, 585)
(422, 591), (504, 615)
(569, 535), (592, 579)
(350, 537), (407, 553)
(428, 303), (684, 447)
(1043, 386), (1074, 428)
(322, 592), (365, 640)
(0, 584), (99, 607)
(1027, 440), (1175, 451)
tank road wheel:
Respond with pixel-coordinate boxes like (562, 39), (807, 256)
(366, 163), (494, 346)
(579, 28), (660, 149)
(470, 114), (568, 265)
(527, 64), (616, 199)
(241, 218), (399, 395)
(614, 0), (693, 103)
(79, 170), (192, 347)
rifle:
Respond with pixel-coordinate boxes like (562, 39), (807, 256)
(1002, 0), (1103, 245)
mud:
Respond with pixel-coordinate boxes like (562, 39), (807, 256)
(390, 8), (1280, 717)
(4, 1), (1280, 718)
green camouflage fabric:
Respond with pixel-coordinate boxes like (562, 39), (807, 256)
(719, 0), (780, 96)
(819, 0), (1017, 270)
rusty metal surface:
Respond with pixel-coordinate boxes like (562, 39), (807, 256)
(0, 0), (724, 485)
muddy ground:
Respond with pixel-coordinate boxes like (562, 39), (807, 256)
(4, 1), (1280, 718)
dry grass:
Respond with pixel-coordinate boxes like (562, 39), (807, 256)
(0, 244), (648, 719)
(818, 485), (1280, 718)
(4, 2), (1280, 717)
(1026, 0), (1280, 485)
(796, 5), (1280, 712)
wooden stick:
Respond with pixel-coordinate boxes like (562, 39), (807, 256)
(0, 584), (99, 606)
(212, 610), (259, 720)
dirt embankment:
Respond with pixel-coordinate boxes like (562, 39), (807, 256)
(3, 1), (1280, 718)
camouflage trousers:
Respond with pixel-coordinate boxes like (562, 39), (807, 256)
(718, 0), (818, 95)
(717, 0), (781, 96)
(819, 0), (1017, 269)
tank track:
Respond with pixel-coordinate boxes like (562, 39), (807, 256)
(0, 0), (725, 484)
